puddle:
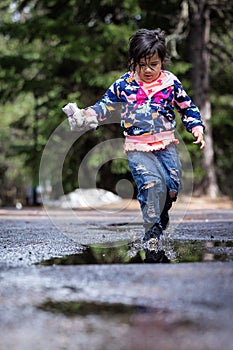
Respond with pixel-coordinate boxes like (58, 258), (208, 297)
(38, 300), (150, 318)
(38, 239), (233, 265)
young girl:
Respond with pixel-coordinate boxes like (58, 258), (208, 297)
(63, 28), (205, 244)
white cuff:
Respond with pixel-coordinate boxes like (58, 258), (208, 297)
(62, 102), (98, 131)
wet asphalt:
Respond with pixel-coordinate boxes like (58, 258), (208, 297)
(0, 203), (233, 350)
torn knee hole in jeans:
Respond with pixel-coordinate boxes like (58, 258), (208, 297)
(136, 164), (147, 172)
(144, 181), (156, 190)
(147, 201), (156, 217)
(169, 190), (177, 200)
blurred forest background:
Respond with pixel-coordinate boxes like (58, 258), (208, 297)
(0, 0), (232, 206)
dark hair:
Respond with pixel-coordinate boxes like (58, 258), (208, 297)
(128, 28), (168, 71)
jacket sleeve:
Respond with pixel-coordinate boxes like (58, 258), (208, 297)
(174, 80), (205, 132)
(86, 79), (122, 123)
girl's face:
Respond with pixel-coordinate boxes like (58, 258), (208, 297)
(136, 53), (162, 83)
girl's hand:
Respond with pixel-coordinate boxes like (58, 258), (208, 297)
(193, 130), (206, 150)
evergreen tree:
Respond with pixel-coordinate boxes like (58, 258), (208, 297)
(0, 0), (232, 205)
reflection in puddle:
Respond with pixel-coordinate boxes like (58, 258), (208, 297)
(38, 300), (150, 318)
(38, 239), (233, 266)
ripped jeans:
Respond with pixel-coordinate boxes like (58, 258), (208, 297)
(127, 143), (182, 229)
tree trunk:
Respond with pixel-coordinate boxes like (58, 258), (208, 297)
(188, 0), (219, 198)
